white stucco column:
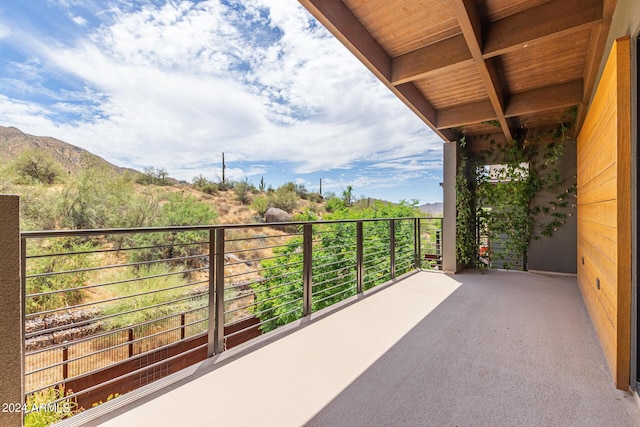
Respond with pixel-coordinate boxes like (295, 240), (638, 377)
(442, 142), (462, 273)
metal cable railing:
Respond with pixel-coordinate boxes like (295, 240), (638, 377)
(20, 217), (443, 417)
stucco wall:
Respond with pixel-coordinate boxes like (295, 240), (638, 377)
(528, 141), (578, 274)
(0, 195), (23, 427)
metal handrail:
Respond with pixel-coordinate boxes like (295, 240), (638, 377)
(21, 216), (443, 413)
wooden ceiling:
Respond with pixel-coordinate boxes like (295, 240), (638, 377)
(298, 0), (617, 147)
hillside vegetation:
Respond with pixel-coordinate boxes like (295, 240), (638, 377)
(0, 130), (427, 231)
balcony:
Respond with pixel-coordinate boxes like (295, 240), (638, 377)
(68, 269), (638, 426)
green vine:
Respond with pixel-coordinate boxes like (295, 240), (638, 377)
(455, 156), (476, 265)
(455, 121), (577, 270)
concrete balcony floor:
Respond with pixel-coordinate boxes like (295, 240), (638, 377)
(84, 270), (640, 426)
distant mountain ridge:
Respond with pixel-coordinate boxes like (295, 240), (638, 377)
(419, 202), (443, 216)
(0, 126), (138, 176)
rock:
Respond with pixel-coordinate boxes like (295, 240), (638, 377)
(224, 253), (253, 266)
(264, 207), (292, 224)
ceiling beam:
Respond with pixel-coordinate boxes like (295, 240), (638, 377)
(437, 80), (584, 129)
(483, 0), (603, 59)
(391, 0), (603, 86)
(437, 101), (496, 129)
(391, 35), (472, 85)
(453, 0), (512, 141)
(505, 80), (584, 117)
(299, 0), (453, 141)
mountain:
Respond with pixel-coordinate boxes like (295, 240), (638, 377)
(0, 126), (139, 176)
(419, 202), (443, 216)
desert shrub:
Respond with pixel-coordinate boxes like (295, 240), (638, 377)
(136, 167), (170, 186)
(294, 184), (308, 199)
(269, 186), (298, 213)
(13, 149), (63, 185)
(59, 167), (156, 229)
(325, 196), (345, 213)
(193, 175), (218, 194)
(192, 174), (208, 188)
(251, 196), (270, 217)
(24, 385), (77, 427)
(200, 183), (219, 194)
(233, 178), (253, 205)
(25, 238), (97, 314)
(128, 193), (217, 267)
(308, 192), (323, 203)
(294, 209), (318, 222)
(19, 186), (59, 230)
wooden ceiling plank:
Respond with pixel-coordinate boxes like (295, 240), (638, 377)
(453, 0), (512, 141)
(484, 0), (603, 59)
(505, 80), (584, 117)
(391, 34), (473, 85)
(437, 100), (496, 129)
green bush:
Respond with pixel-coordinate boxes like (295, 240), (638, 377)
(128, 193), (217, 267)
(25, 238), (97, 314)
(13, 149), (63, 185)
(59, 167), (160, 229)
(19, 186), (59, 230)
(269, 187), (298, 213)
(325, 196), (345, 213)
(24, 385), (77, 427)
(251, 196), (270, 217)
(252, 204), (420, 333)
(136, 167), (170, 186)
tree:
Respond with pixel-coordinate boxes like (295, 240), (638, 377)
(342, 185), (353, 206)
(251, 202), (420, 332)
(13, 149), (63, 184)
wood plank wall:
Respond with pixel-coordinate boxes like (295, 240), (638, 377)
(577, 36), (631, 390)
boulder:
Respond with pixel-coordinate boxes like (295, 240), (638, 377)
(265, 207), (292, 224)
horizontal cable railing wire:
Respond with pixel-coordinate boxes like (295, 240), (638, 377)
(21, 217), (427, 419)
(420, 217), (443, 270)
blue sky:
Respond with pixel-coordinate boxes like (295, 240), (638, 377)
(0, 0), (444, 203)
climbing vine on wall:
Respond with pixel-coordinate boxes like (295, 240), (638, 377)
(455, 122), (577, 269)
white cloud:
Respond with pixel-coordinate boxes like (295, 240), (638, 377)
(71, 15), (88, 26)
(0, 0), (443, 200)
(0, 23), (10, 39)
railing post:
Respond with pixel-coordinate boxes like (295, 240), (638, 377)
(214, 228), (226, 354)
(207, 229), (215, 357)
(390, 219), (396, 279)
(180, 313), (186, 340)
(128, 328), (134, 357)
(1, 195), (22, 427)
(302, 224), (313, 316)
(356, 221), (363, 294)
(415, 218), (422, 270)
(62, 346), (69, 380)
